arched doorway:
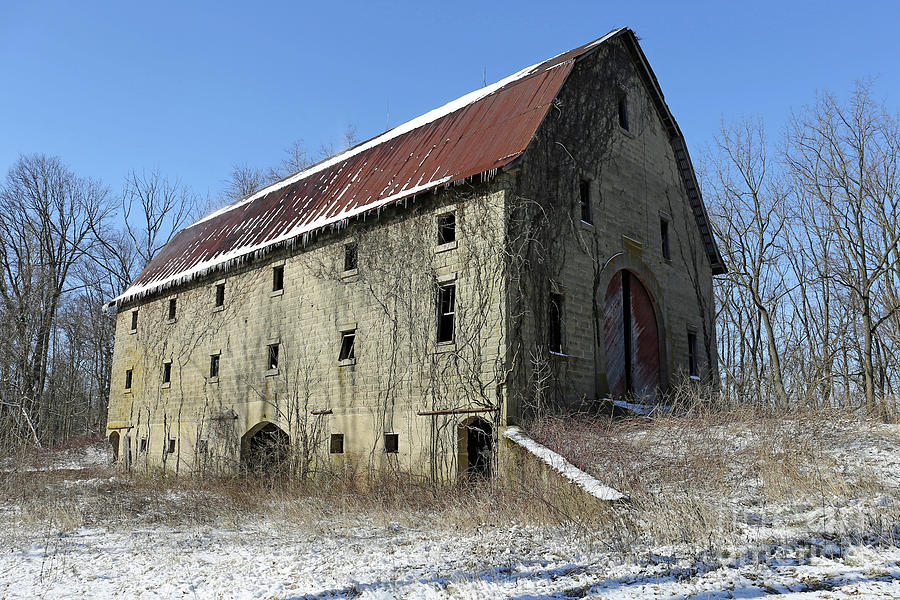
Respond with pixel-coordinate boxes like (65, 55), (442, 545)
(108, 431), (120, 462)
(241, 422), (290, 474)
(459, 417), (492, 479)
(603, 269), (661, 400)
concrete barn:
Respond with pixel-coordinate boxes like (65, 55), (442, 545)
(105, 28), (724, 478)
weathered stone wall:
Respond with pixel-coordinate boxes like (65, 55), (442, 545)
(107, 187), (508, 479)
(504, 37), (718, 418)
(106, 36), (719, 476)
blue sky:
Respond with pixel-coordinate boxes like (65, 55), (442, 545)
(1, 1), (897, 208)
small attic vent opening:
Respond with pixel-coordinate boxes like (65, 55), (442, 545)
(579, 179), (592, 224)
(617, 90), (629, 131)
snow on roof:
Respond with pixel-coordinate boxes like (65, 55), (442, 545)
(112, 29), (628, 306)
(503, 427), (626, 502)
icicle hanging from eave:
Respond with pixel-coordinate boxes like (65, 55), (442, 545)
(112, 171), (491, 308)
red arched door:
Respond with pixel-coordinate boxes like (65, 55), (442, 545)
(603, 270), (660, 399)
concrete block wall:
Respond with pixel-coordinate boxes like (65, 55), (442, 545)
(107, 188), (508, 479)
(505, 37), (718, 414)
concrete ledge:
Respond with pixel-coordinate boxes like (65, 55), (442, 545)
(503, 426), (626, 502)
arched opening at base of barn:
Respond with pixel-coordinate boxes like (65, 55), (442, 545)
(603, 269), (663, 401)
(458, 417), (493, 480)
(108, 431), (120, 462)
(240, 422), (290, 475)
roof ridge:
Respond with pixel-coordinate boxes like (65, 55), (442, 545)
(112, 29), (630, 306)
(188, 27), (628, 230)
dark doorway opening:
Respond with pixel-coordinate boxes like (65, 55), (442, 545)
(462, 418), (492, 479)
(241, 422), (290, 475)
(108, 431), (120, 462)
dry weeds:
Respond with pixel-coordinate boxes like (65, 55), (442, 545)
(2, 405), (898, 563)
(528, 404), (900, 555)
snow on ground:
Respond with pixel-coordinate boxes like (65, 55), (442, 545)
(0, 442), (109, 473)
(3, 516), (900, 599)
(2, 425), (899, 599)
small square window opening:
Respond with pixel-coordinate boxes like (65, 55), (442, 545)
(162, 361), (171, 384)
(125, 369), (133, 390)
(661, 219), (671, 261)
(209, 354), (220, 378)
(267, 343), (279, 370)
(344, 242), (358, 272)
(272, 265), (284, 292)
(330, 433), (344, 454)
(579, 179), (592, 224)
(215, 283), (225, 307)
(384, 433), (399, 454)
(549, 292), (564, 353)
(437, 213), (456, 245)
(339, 331), (356, 361)
(437, 283), (456, 344)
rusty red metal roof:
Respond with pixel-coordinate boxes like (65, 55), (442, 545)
(115, 31), (631, 305)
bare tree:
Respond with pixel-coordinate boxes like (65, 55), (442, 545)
(707, 119), (792, 409)
(0, 154), (110, 443)
(786, 82), (900, 417)
(223, 163), (267, 206)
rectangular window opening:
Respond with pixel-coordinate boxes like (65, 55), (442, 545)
(384, 433), (399, 454)
(344, 242), (358, 272)
(124, 369), (133, 390)
(267, 343), (279, 370)
(617, 91), (629, 131)
(549, 292), (564, 354)
(579, 178), (592, 224)
(330, 433), (344, 454)
(436, 283), (456, 344)
(209, 354), (220, 379)
(688, 332), (699, 377)
(162, 361), (172, 384)
(339, 331), (356, 361)
(215, 283), (225, 307)
(131, 310), (138, 331)
(139, 438), (148, 453)
(437, 213), (456, 245)
(166, 438), (176, 454)
(168, 298), (177, 320)
(272, 265), (285, 292)
(661, 218), (671, 261)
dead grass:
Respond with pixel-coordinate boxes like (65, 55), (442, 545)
(527, 404), (900, 554)
(2, 408), (898, 562)
(0, 449), (568, 547)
